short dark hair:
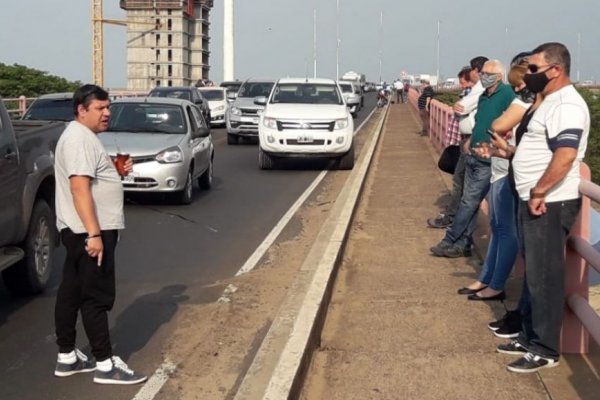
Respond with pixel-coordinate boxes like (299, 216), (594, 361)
(73, 84), (109, 116)
(469, 56), (489, 72)
(531, 42), (571, 75)
(457, 66), (472, 81)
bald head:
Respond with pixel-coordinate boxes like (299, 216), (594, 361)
(482, 60), (505, 77)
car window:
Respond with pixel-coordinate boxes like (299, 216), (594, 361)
(22, 98), (74, 121)
(149, 89), (192, 101)
(108, 103), (187, 134)
(238, 82), (274, 98)
(339, 84), (352, 93)
(189, 106), (204, 129)
(271, 84), (343, 105)
(200, 90), (225, 101)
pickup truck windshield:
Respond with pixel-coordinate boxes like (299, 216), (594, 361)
(22, 98), (74, 121)
(108, 103), (187, 134)
(271, 84), (343, 105)
(238, 82), (274, 98)
(200, 90), (225, 101)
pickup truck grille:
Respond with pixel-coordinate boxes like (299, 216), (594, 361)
(276, 121), (335, 132)
(286, 139), (327, 146)
(240, 108), (260, 117)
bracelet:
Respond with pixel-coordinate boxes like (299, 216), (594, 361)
(529, 189), (546, 199)
(87, 234), (101, 239)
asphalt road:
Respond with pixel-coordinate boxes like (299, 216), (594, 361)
(0, 93), (377, 400)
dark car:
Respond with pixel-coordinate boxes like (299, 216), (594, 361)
(148, 87), (211, 122)
(22, 92), (74, 121)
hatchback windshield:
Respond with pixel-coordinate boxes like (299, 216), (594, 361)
(22, 98), (74, 121)
(238, 82), (274, 98)
(271, 84), (343, 105)
(108, 103), (187, 134)
(200, 90), (225, 101)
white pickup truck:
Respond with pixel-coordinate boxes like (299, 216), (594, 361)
(255, 78), (356, 170)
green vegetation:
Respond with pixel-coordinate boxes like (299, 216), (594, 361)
(435, 87), (600, 184)
(0, 63), (81, 98)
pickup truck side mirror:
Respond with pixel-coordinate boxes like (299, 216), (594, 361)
(254, 96), (267, 106)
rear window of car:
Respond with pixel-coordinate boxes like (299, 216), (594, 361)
(238, 82), (274, 98)
(339, 84), (353, 93)
(200, 90), (225, 101)
(149, 89), (192, 101)
(22, 98), (74, 121)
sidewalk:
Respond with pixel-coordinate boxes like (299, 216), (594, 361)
(300, 103), (600, 399)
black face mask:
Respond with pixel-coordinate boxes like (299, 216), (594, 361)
(523, 71), (550, 94)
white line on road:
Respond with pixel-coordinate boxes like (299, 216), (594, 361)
(131, 359), (177, 400)
(234, 106), (376, 277)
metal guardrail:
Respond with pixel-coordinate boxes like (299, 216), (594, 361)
(408, 87), (598, 355)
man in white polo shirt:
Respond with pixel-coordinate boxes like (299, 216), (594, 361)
(506, 42), (590, 373)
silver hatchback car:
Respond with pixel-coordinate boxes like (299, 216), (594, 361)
(100, 97), (214, 205)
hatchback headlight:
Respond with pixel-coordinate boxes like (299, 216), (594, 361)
(263, 117), (277, 129)
(156, 147), (183, 163)
(335, 118), (349, 130)
(215, 105), (225, 111)
(230, 106), (241, 116)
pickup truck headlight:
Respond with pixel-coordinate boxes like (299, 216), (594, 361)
(335, 118), (349, 130)
(263, 117), (277, 129)
(156, 147), (183, 163)
(230, 106), (241, 116)
(215, 105), (225, 112)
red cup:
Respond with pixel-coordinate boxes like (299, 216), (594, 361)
(115, 153), (130, 177)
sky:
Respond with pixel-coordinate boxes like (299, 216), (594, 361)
(1, 0), (599, 89)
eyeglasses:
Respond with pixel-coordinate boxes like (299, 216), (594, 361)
(527, 63), (557, 73)
(480, 72), (499, 78)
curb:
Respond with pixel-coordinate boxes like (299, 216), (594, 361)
(233, 105), (390, 400)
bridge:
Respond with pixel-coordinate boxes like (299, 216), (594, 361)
(1, 93), (599, 399)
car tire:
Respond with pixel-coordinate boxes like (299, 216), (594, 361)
(198, 155), (213, 190)
(175, 169), (194, 205)
(227, 133), (238, 145)
(337, 143), (355, 170)
(258, 147), (276, 170)
(2, 199), (55, 295)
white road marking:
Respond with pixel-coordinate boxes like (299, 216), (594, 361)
(234, 107), (376, 277)
(131, 359), (177, 400)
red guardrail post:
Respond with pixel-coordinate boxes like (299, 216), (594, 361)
(561, 163), (591, 354)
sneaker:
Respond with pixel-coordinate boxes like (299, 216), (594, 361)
(507, 352), (559, 373)
(438, 245), (472, 258)
(430, 240), (452, 256)
(93, 356), (147, 385)
(427, 213), (452, 229)
(54, 349), (96, 377)
(488, 310), (520, 331)
(497, 340), (527, 355)
(493, 324), (520, 339)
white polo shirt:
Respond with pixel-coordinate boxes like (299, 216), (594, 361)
(512, 84), (590, 202)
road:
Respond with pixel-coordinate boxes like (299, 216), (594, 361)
(0, 93), (377, 400)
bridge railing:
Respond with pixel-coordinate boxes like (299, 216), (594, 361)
(408, 87), (597, 355)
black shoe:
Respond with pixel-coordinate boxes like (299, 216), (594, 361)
(493, 324), (520, 338)
(430, 240), (452, 256)
(457, 286), (487, 295)
(54, 349), (96, 377)
(488, 310), (520, 331)
(440, 245), (472, 258)
(93, 356), (147, 385)
(468, 291), (506, 301)
(507, 352), (559, 373)
(497, 340), (527, 355)
(427, 214), (452, 229)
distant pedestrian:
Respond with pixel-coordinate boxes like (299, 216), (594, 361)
(417, 79), (434, 136)
(504, 42), (590, 374)
(53, 84), (147, 385)
(393, 79), (404, 103)
(402, 81), (410, 103)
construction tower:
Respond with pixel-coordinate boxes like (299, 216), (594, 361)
(120, 0), (214, 90)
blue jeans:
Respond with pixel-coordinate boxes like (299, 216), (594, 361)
(477, 177), (518, 290)
(443, 155), (491, 248)
(516, 198), (581, 359)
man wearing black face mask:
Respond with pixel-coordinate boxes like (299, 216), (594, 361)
(506, 42), (590, 374)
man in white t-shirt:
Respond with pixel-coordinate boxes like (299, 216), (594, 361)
(506, 42), (590, 374)
(393, 79), (404, 103)
(53, 85), (147, 385)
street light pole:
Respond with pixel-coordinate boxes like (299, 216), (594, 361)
(436, 20), (440, 86)
(577, 32), (581, 83)
(336, 0), (340, 81)
(314, 8), (317, 78)
(379, 11), (383, 84)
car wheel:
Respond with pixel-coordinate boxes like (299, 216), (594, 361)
(176, 169), (194, 205)
(227, 133), (238, 145)
(336, 143), (355, 170)
(199, 155), (213, 190)
(2, 199), (55, 295)
(258, 147), (276, 170)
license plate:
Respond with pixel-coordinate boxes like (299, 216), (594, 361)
(297, 136), (314, 144)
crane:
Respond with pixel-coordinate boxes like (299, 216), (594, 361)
(91, 0), (159, 87)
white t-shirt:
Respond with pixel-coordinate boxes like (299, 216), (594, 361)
(513, 85), (590, 202)
(490, 97), (530, 183)
(458, 80), (484, 135)
(55, 121), (125, 234)
(394, 81), (403, 90)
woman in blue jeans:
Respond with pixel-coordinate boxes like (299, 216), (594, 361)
(457, 59), (534, 300)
